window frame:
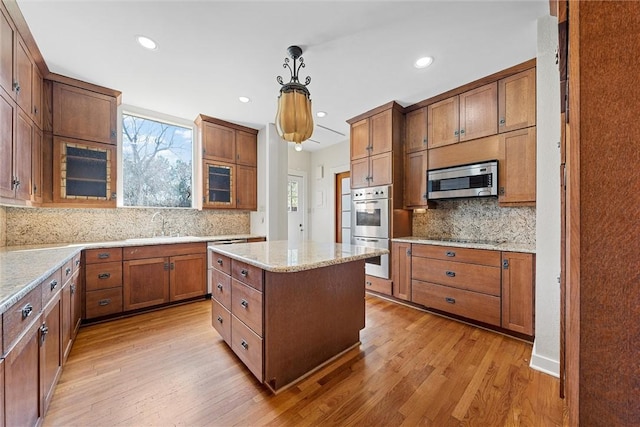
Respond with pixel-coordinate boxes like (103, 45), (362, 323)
(117, 105), (198, 209)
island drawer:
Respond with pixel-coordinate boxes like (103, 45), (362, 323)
(210, 269), (231, 309)
(85, 262), (123, 291)
(411, 244), (501, 267)
(231, 279), (263, 336)
(232, 260), (263, 291)
(85, 288), (123, 319)
(84, 248), (123, 264)
(3, 285), (42, 353)
(123, 242), (206, 260)
(209, 251), (231, 275)
(231, 315), (263, 382)
(211, 299), (231, 345)
(412, 258), (501, 296)
(412, 280), (501, 327)
(41, 267), (63, 306)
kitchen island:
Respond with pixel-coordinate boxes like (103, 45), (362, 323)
(208, 240), (388, 393)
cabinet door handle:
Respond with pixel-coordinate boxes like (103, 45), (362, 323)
(217, 258), (223, 265)
(445, 297), (456, 304)
(97, 253), (110, 259)
(240, 299), (249, 309)
(454, 130), (459, 136)
(65, 267), (72, 276)
(98, 273), (111, 280)
(50, 280), (59, 291)
(240, 269), (248, 277)
(240, 340), (249, 350)
(217, 283), (223, 291)
(170, 262), (175, 271)
(164, 262), (170, 271)
(13, 81), (20, 93)
(499, 118), (506, 126)
(70, 284), (76, 295)
(40, 324), (49, 344)
(446, 251), (456, 257)
(111, 130), (116, 138)
(445, 271), (456, 278)
(22, 303), (34, 319)
(217, 316), (223, 324)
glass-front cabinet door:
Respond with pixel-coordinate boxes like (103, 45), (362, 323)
(53, 136), (116, 207)
(203, 160), (235, 208)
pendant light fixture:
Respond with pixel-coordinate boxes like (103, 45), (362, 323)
(276, 45), (313, 151)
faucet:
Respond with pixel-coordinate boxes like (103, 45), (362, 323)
(151, 211), (167, 237)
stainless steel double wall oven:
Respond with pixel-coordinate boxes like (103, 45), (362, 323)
(351, 185), (391, 279)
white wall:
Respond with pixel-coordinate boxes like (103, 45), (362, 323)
(250, 124), (288, 240)
(308, 140), (350, 242)
(531, 15), (561, 377)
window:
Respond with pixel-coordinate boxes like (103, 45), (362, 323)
(287, 179), (298, 212)
(122, 113), (193, 207)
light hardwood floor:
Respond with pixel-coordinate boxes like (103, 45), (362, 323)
(44, 295), (564, 426)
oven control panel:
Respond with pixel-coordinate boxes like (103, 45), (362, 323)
(352, 185), (391, 201)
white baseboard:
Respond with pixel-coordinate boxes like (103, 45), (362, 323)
(529, 340), (560, 377)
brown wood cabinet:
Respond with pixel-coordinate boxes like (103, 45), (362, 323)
(428, 82), (498, 149)
(196, 114), (258, 210)
(15, 37), (32, 117)
(0, 6), (15, 98)
(122, 243), (207, 311)
(498, 127), (536, 205)
(31, 126), (42, 203)
(501, 252), (534, 335)
(404, 150), (429, 208)
(391, 241), (411, 301)
(405, 107), (428, 153)
(348, 102), (403, 190)
(14, 108), (32, 200)
(365, 274), (392, 295)
(0, 89), (15, 200)
(498, 67), (536, 133)
(52, 82), (117, 145)
(41, 289), (63, 414)
(84, 248), (123, 320)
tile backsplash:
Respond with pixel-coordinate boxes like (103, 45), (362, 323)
(0, 206), (6, 247)
(5, 207), (250, 246)
(412, 198), (535, 244)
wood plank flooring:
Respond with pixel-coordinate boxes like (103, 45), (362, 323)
(43, 295), (564, 426)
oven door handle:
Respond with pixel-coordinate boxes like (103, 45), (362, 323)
(355, 201), (379, 204)
(355, 238), (380, 243)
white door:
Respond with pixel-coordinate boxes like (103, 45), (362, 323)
(287, 174), (305, 244)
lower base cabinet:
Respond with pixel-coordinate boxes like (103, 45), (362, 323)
(4, 319), (43, 427)
(501, 252), (535, 335)
(365, 275), (392, 295)
(41, 292), (63, 414)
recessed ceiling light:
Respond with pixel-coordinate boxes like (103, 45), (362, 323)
(316, 111), (327, 118)
(136, 35), (158, 51)
(238, 96), (251, 103)
(414, 56), (433, 69)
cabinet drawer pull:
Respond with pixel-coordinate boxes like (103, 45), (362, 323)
(366, 281), (371, 286)
(98, 299), (112, 306)
(97, 253), (111, 259)
(446, 251), (456, 257)
(98, 273), (111, 280)
(240, 299), (249, 309)
(65, 267), (72, 276)
(240, 269), (248, 277)
(22, 303), (34, 319)
(217, 316), (223, 324)
(217, 258), (223, 265)
(240, 340), (249, 350)
(445, 271), (456, 277)
(445, 297), (456, 304)
(50, 280), (59, 291)
(75, 259), (81, 267)
(217, 283), (224, 291)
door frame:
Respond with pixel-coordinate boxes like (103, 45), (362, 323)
(335, 171), (350, 243)
(287, 170), (308, 241)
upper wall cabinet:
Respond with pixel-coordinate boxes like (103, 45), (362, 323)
(405, 107), (428, 153)
(196, 114), (258, 210)
(498, 68), (536, 133)
(44, 78), (121, 207)
(348, 102), (404, 190)
(428, 82), (498, 149)
(52, 82), (117, 145)
(0, 6), (15, 98)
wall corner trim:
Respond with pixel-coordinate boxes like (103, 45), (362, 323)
(529, 340), (560, 378)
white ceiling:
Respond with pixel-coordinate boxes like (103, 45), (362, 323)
(17, 0), (549, 151)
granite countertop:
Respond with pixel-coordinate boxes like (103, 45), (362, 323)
(0, 234), (265, 315)
(209, 240), (389, 273)
(392, 236), (536, 254)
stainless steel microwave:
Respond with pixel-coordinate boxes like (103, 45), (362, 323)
(427, 161), (498, 200)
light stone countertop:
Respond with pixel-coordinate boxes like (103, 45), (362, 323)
(209, 240), (389, 273)
(0, 234), (265, 315)
(392, 237), (536, 254)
